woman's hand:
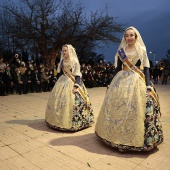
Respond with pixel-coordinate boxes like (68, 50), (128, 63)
(146, 89), (151, 96)
(72, 88), (78, 94)
(146, 86), (153, 96)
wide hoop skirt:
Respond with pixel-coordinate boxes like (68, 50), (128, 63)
(95, 70), (163, 151)
(45, 75), (94, 131)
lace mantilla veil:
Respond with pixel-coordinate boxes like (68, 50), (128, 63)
(114, 26), (150, 69)
(57, 44), (81, 76)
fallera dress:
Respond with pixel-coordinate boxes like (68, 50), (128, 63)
(95, 50), (163, 151)
(45, 60), (94, 131)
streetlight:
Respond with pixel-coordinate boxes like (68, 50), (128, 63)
(150, 51), (156, 65)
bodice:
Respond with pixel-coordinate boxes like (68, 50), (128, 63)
(63, 60), (72, 71)
(125, 51), (140, 66)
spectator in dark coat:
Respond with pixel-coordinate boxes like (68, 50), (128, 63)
(26, 67), (34, 93)
(162, 67), (170, 84)
(152, 66), (160, 84)
(32, 67), (42, 92)
(0, 69), (7, 96)
(2, 66), (15, 94)
(41, 68), (51, 92)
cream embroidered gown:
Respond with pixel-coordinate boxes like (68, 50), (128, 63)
(45, 61), (94, 131)
(95, 51), (163, 151)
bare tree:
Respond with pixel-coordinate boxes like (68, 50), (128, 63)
(0, 0), (124, 66)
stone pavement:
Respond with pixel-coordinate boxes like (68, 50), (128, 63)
(0, 84), (170, 170)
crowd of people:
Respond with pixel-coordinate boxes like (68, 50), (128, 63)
(0, 56), (56, 96)
(0, 55), (116, 96)
(0, 54), (169, 97)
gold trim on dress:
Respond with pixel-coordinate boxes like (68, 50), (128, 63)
(62, 67), (90, 108)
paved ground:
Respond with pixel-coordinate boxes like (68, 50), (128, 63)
(0, 83), (170, 170)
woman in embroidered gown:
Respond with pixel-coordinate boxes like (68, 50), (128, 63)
(45, 44), (94, 131)
(95, 26), (163, 152)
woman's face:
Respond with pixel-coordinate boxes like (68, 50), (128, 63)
(124, 29), (136, 45)
(62, 46), (69, 59)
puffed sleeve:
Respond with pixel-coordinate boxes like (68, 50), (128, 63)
(112, 56), (122, 78)
(72, 61), (82, 77)
(141, 49), (151, 87)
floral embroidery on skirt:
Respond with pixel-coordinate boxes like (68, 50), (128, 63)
(95, 70), (163, 151)
(45, 75), (94, 131)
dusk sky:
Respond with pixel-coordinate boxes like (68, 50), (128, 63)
(75, 0), (170, 64)
(1, 0), (170, 64)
